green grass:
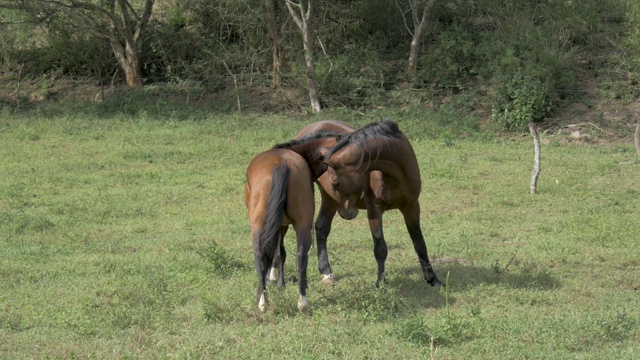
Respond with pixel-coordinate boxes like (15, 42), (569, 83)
(1, 109), (639, 359)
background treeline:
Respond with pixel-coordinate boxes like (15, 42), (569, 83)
(1, 0), (639, 129)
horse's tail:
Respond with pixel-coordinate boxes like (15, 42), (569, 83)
(259, 163), (289, 265)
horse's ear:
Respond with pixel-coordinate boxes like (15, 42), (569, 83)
(322, 159), (335, 168)
(318, 148), (336, 168)
(319, 147), (330, 160)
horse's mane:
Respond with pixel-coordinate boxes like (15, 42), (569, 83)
(272, 130), (344, 150)
(323, 119), (403, 162)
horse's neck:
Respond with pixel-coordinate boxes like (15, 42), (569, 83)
(359, 139), (421, 190)
(287, 142), (325, 179)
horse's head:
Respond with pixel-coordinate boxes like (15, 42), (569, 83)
(319, 165), (360, 220)
(321, 120), (401, 196)
(320, 143), (368, 220)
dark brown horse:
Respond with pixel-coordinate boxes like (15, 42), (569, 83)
(293, 120), (442, 289)
(244, 149), (315, 312)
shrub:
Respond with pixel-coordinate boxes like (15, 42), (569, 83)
(491, 61), (555, 130)
(418, 23), (476, 92)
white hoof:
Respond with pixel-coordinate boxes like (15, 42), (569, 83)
(320, 274), (336, 284)
(298, 296), (309, 314)
(258, 294), (267, 312)
(267, 267), (278, 285)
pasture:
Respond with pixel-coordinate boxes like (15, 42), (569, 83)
(1, 110), (638, 359)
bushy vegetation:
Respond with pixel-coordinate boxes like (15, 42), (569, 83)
(1, 0), (639, 129)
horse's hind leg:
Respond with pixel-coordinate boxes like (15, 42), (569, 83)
(267, 226), (288, 287)
(253, 251), (268, 311)
(277, 226), (288, 287)
(295, 228), (312, 313)
(401, 202), (442, 289)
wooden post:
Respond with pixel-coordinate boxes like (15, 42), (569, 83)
(634, 123), (640, 157)
(529, 122), (541, 195)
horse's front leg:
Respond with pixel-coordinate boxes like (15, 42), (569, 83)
(400, 201), (442, 289)
(315, 190), (338, 283)
(366, 201), (388, 288)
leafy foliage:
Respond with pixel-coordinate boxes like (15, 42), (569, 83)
(490, 58), (556, 129)
(0, 0), (638, 127)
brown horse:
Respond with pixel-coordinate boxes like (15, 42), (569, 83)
(244, 148), (315, 312)
(293, 120), (442, 289)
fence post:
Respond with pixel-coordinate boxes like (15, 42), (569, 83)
(529, 122), (541, 195)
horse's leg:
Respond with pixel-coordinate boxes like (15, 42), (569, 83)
(400, 201), (442, 289)
(277, 225), (288, 287)
(252, 236), (268, 311)
(366, 200), (388, 288)
(316, 190), (338, 283)
(295, 226), (313, 313)
(267, 225), (288, 287)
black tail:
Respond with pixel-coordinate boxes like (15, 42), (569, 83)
(259, 163), (289, 266)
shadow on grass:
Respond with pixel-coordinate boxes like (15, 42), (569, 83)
(389, 258), (561, 308)
(307, 257), (561, 315)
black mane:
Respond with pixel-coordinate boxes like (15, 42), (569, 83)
(323, 119), (402, 161)
(272, 130), (344, 150)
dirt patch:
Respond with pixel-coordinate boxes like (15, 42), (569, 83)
(0, 70), (309, 113)
(2, 69), (638, 146)
(541, 74), (639, 145)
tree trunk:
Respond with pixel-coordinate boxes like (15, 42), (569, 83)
(407, 37), (421, 83)
(301, 17), (321, 113)
(111, 41), (144, 88)
(124, 43), (143, 87)
(264, 0), (282, 87)
(286, 0), (321, 114)
(404, 0), (436, 85)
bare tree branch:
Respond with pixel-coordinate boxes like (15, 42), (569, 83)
(393, 0), (413, 36)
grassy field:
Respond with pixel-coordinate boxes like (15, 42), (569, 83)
(1, 108), (639, 359)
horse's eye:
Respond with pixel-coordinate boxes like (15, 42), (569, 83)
(332, 180), (340, 189)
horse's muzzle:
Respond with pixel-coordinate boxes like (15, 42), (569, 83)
(337, 206), (359, 220)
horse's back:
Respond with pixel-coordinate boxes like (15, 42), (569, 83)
(277, 150), (315, 228)
(245, 149), (314, 228)
(295, 120), (355, 138)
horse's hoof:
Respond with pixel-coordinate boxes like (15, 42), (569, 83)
(267, 268), (278, 285)
(320, 274), (336, 285)
(258, 294), (267, 311)
(429, 279), (443, 291)
(298, 296), (309, 314)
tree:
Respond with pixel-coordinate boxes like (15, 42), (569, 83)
(264, 0), (283, 87)
(286, 0), (321, 113)
(393, 0), (435, 84)
(0, 0), (155, 88)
